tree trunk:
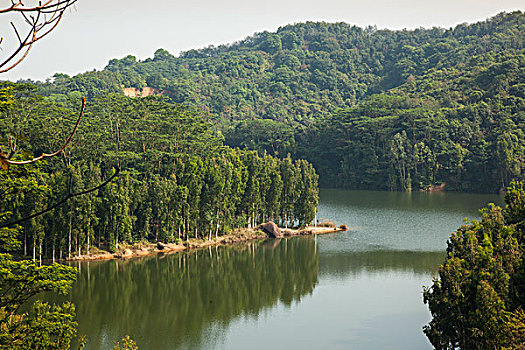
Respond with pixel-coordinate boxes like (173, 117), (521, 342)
(115, 222), (119, 252)
(68, 214), (72, 259)
(100, 223), (105, 248)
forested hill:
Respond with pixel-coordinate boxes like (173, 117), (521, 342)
(32, 11), (525, 192)
(38, 11), (524, 119)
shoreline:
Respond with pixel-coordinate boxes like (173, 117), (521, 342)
(67, 226), (346, 262)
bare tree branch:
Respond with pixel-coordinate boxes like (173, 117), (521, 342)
(0, 2), (122, 235)
(11, 22), (22, 43)
(0, 0), (77, 14)
(0, 0), (77, 73)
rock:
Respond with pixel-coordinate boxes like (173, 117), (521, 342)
(261, 221), (282, 238)
(157, 242), (167, 250)
(123, 249), (133, 257)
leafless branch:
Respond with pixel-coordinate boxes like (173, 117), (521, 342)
(0, 2), (122, 231)
(0, 0), (77, 73)
(0, 0), (77, 14)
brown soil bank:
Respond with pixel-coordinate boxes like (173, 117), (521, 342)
(67, 224), (346, 262)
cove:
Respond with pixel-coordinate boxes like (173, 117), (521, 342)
(48, 189), (503, 349)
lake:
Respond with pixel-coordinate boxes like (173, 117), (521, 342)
(57, 189), (504, 349)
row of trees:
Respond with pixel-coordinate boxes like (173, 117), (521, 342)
(1, 85), (319, 263)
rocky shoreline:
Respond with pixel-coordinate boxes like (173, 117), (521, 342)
(67, 225), (346, 262)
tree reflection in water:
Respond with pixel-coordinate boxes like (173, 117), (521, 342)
(47, 237), (318, 349)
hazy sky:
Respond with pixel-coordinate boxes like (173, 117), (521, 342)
(1, 0), (523, 81)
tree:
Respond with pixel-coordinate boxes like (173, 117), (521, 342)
(0, 255), (79, 349)
(423, 181), (525, 349)
(0, 4), (116, 347)
(0, 84), (83, 348)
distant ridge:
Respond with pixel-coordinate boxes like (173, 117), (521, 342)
(32, 11), (525, 192)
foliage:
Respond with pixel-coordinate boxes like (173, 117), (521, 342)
(0, 301), (79, 350)
(308, 50), (525, 192)
(0, 82), (319, 349)
(113, 336), (138, 350)
(29, 11), (525, 192)
(0, 87), (319, 261)
(0, 254), (77, 314)
(423, 181), (525, 349)
(0, 83), (80, 349)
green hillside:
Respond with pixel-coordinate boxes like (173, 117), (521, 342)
(32, 11), (525, 192)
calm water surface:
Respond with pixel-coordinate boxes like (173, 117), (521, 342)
(57, 190), (503, 349)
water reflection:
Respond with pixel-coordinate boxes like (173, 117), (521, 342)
(44, 190), (504, 349)
(317, 190), (503, 253)
(216, 245), (442, 350)
(319, 189), (503, 214)
(58, 240), (445, 350)
(55, 238), (318, 349)
(319, 250), (445, 277)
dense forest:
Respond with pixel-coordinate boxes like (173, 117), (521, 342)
(25, 11), (525, 192)
(0, 83), (319, 263)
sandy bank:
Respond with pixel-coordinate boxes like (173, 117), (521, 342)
(67, 226), (346, 262)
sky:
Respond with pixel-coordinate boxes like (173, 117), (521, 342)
(1, 0), (523, 81)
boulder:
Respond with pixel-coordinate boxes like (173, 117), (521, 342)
(261, 221), (282, 238)
(157, 242), (167, 250)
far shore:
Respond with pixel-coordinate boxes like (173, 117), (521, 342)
(66, 225), (346, 262)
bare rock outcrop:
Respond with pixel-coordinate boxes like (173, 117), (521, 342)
(261, 221), (282, 238)
(122, 87), (163, 98)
